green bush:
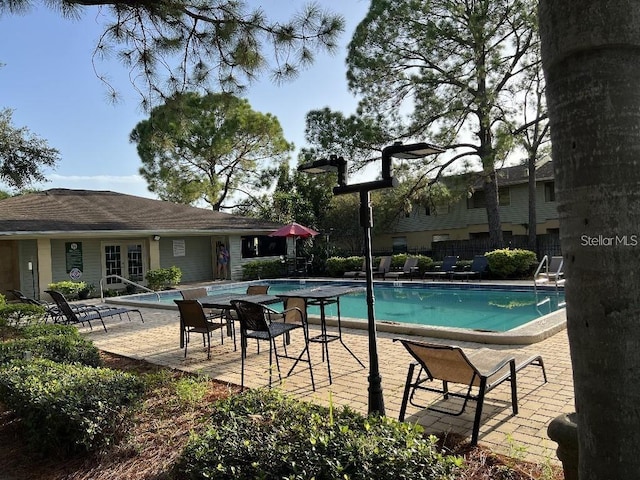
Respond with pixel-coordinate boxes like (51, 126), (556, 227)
(242, 259), (283, 280)
(0, 358), (144, 455)
(47, 281), (87, 300)
(485, 248), (538, 278)
(146, 266), (182, 291)
(20, 323), (81, 339)
(326, 256), (364, 276)
(0, 334), (101, 367)
(177, 388), (462, 480)
(0, 303), (46, 328)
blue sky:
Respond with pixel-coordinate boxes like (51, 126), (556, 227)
(0, 1), (370, 199)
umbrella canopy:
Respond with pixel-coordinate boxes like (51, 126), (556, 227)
(269, 222), (319, 239)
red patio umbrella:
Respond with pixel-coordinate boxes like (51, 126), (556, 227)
(269, 222), (319, 239)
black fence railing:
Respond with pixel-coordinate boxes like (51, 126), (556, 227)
(335, 233), (562, 261)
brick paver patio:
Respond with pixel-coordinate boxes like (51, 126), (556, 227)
(80, 302), (574, 465)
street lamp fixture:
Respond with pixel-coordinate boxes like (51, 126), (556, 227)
(298, 141), (444, 416)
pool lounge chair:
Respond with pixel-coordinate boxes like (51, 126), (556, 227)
(384, 257), (419, 281)
(423, 255), (459, 280)
(451, 255), (489, 281)
(394, 338), (547, 445)
(45, 290), (144, 333)
(343, 259), (366, 278)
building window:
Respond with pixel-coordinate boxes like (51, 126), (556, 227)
(467, 187), (510, 209)
(241, 235), (287, 258)
(544, 182), (556, 202)
(392, 237), (407, 253)
(432, 234), (450, 243)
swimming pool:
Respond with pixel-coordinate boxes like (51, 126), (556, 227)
(109, 279), (566, 344)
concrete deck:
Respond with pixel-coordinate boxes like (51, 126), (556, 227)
(79, 301), (574, 465)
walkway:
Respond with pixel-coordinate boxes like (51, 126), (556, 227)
(80, 302), (574, 465)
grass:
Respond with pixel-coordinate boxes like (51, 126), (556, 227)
(0, 351), (563, 480)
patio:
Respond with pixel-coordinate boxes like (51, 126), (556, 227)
(79, 302), (574, 465)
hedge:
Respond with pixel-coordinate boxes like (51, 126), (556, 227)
(177, 388), (462, 480)
(0, 358), (144, 455)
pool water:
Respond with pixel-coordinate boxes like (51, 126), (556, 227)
(127, 280), (565, 333)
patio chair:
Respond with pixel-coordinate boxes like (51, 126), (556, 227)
(451, 255), (489, 281)
(423, 255), (459, 281)
(180, 288), (233, 348)
(384, 257), (419, 281)
(174, 299), (226, 359)
(246, 284), (270, 295)
(231, 299), (314, 391)
(394, 338), (547, 445)
(44, 290), (144, 333)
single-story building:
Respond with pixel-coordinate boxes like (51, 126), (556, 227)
(0, 189), (288, 300)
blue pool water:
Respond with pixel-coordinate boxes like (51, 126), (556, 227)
(125, 280), (565, 332)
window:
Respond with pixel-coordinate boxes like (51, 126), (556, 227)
(241, 235), (287, 258)
(432, 234), (450, 243)
(392, 237), (407, 253)
(467, 187), (510, 209)
(544, 182), (556, 202)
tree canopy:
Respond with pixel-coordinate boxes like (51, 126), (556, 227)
(0, 108), (59, 190)
(130, 92), (292, 210)
(346, 0), (543, 248)
(0, 1), (345, 107)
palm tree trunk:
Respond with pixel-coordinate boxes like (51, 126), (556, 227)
(540, 2), (640, 478)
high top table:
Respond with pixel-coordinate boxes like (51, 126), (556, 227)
(277, 284), (365, 384)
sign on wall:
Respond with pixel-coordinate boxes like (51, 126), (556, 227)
(173, 239), (186, 257)
(65, 242), (83, 279)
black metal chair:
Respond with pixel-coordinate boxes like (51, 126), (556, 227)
(394, 338), (547, 445)
(231, 299), (314, 391)
(180, 288), (233, 348)
(174, 299), (226, 360)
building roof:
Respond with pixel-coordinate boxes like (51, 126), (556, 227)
(0, 189), (283, 236)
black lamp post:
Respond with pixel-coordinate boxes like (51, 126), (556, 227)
(298, 142), (444, 415)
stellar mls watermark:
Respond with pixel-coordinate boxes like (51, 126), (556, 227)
(581, 234), (638, 247)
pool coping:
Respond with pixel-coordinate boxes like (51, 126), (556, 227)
(106, 279), (566, 345)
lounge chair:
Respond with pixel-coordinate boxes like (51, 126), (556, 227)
(44, 290), (144, 333)
(451, 255), (489, 281)
(384, 257), (419, 281)
(423, 256), (459, 280)
(535, 256), (564, 283)
(372, 256), (392, 279)
(231, 299), (314, 391)
(174, 299), (226, 359)
(343, 259), (366, 278)
(394, 338), (547, 445)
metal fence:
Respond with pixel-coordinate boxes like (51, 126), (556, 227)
(354, 233), (561, 261)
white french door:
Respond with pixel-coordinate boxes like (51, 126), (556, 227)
(103, 242), (146, 288)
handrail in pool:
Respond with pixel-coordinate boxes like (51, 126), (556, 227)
(99, 275), (160, 302)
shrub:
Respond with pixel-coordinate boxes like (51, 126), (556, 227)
(0, 303), (46, 328)
(0, 334), (101, 367)
(47, 281), (87, 300)
(326, 256), (364, 276)
(485, 248), (538, 278)
(0, 359), (145, 455)
(177, 388), (462, 480)
(242, 259), (283, 280)
(20, 323), (81, 339)
(146, 266), (182, 291)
